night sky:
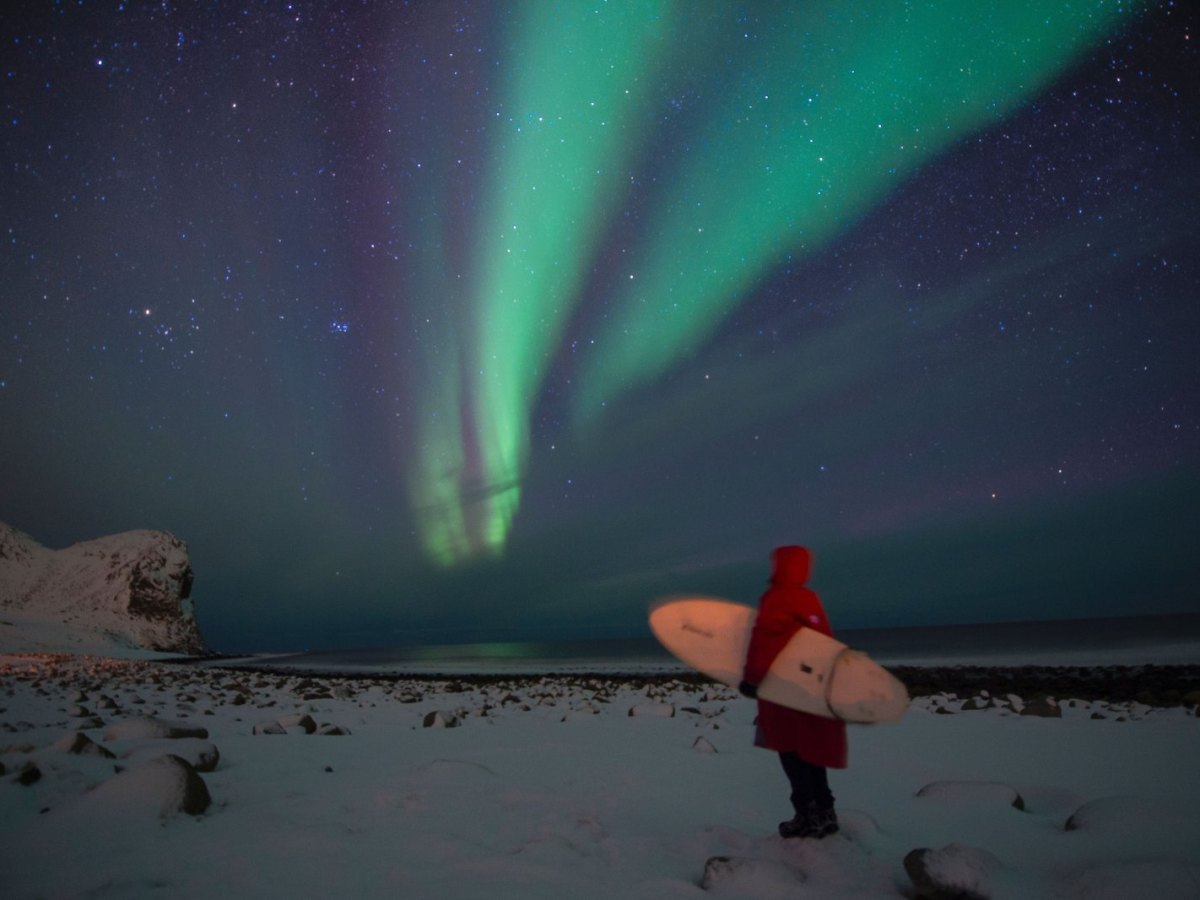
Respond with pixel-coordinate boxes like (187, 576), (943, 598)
(2, 1), (1196, 653)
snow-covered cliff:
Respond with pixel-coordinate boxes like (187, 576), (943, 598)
(0, 523), (207, 655)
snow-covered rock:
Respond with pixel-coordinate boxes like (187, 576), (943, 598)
(52, 732), (116, 759)
(1019, 697), (1062, 718)
(103, 715), (209, 741)
(1064, 794), (1186, 833)
(123, 738), (221, 773)
(916, 780), (1026, 811)
(77, 754), (211, 818)
(422, 710), (460, 728)
(0, 522), (206, 654)
(701, 855), (807, 892)
(904, 843), (1005, 900)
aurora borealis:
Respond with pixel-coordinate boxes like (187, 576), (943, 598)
(2, 2), (1197, 652)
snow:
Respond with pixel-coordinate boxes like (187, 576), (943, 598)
(2, 655), (1198, 898)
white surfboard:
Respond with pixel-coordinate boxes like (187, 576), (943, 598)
(649, 595), (908, 723)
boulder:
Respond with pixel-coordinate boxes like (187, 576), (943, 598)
(123, 738), (220, 772)
(278, 713), (318, 734)
(905, 843), (1004, 900)
(1020, 698), (1062, 718)
(15, 762), (41, 785)
(916, 781), (1025, 811)
(1064, 795), (1173, 832)
(52, 732), (116, 759)
(422, 710), (460, 728)
(103, 715), (208, 741)
(701, 855), (806, 891)
(83, 754), (210, 817)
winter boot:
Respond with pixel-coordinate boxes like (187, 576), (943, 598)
(778, 803), (839, 839)
(810, 806), (839, 838)
(778, 803), (819, 839)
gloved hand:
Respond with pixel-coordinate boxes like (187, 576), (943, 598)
(738, 680), (758, 699)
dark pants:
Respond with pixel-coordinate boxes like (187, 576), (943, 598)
(779, 752), (834, 814)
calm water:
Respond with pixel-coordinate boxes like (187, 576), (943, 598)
(229, 613), (1200, 674)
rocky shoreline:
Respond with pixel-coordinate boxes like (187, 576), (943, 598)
(888, 663), (1200, 708)
(169, 659), (1200, 709)
(3, 653), (1199, 898)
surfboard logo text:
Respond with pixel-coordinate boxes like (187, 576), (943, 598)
(681, 621), (716, 640)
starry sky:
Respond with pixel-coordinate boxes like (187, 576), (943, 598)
(2, 1), (1197, 653)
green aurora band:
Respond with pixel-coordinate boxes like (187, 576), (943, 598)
(405, 0), (1143, 567)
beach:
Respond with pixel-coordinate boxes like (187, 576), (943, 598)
(2, 653), (1198, 898)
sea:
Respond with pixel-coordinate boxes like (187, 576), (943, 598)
(213, 613), (1200, 675)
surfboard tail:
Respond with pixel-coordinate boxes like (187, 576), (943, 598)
(827, 650), (909, 723)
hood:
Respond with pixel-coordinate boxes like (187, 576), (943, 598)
(770, 545), (812, 586)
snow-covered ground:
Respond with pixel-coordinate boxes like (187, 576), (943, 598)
(2, 655), (1198, 898)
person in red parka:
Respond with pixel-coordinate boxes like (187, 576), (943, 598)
(739, 545), (848, 839)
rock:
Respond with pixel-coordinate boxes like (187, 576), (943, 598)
(960, 697), (991, 711)
(1181, 689), (1200, 707)
(701, 856), (737, 889)
(701, 855), (806, 891)
(52, 732), (116, 759)
(916, 781), (1025, 811)
(1064, 795), (1175, 833)
(905, 843), (1003, 900)
(278, 713), (318, 734)
(422, 710), (460, 728)
(627, 703), (675, 718)
(315, 724), (350, 735)
(103, 715), (209, 741)
(83, 754), (210, 817)
(0, 522), (207, 654)
(123, 738), (220, 772)
(560, 707), (598, 723)
(253, 721), (287, 735)
(1020, 698), (1062, 718)
(692, 736), (717, 753)
(15, 762), (41, 785)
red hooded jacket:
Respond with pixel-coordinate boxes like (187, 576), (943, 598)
(743, 546), (848, 769)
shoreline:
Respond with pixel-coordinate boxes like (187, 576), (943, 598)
(3, 650), (1198, 897)
(7, 652), (1200, 708)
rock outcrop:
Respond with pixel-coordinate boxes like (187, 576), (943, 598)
(0, 522), (206, 654)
